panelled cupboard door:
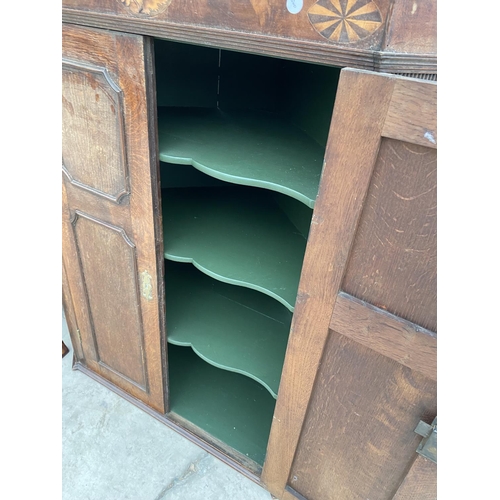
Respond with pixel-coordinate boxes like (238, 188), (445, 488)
(62, 24), (166, 413)
(262, 69), (436, 500)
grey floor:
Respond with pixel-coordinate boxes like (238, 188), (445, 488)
(62, 314), (273, 500)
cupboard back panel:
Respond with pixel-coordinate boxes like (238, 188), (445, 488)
(154, 40), (219, 108)
(155, 39), (339, 147)
(289, 330), (437, 500)
(342, 138), (437, 332)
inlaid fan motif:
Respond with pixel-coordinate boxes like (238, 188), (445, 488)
(308, 0), (383, 43)
(118, 0), (172, 16)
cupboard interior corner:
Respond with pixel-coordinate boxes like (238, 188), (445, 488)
(154, 38), (342, 468)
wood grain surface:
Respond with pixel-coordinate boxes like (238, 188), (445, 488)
(289, 331), (436, 500)
(330, 292), (436, 380)
(383, 79), (437, 148)
(383, 0), (437, 55)
(63, 0), (391, 48)
(62, 24), (166, 412)
(261, 69), (396, 498)
(62, 0), (436, 73)
(63, 59), (129, 202)
(342, 137), (437, 332)
(263, 70), (436, 498)
(392, 455), (437, 500)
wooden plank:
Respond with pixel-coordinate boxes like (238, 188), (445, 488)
(383, 0), (437, 55)
(341, 137), (437, 332)
(289, 331), (436, 500)
(63, 0), (392, 50)
(383, 78), (437, 148)
(392, 455), (437, 500)
(66, 9), (437, 73)
(144, 34), (170, 413)
(261, 69), (397, 498)
(330, 293), (437, 381)
(62, 24), (165, 413)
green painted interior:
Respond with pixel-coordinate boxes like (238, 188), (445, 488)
(271, 192), (313, 240)
(168, 343), (276, 465)
(158, 107), (324, 208)
(278, 59), (340, 148)
(218, 49), (340, 148)
(160, 161), (227, 189)
(162, 186), (307, 312)
(154, 38), (339, 467)
(154, 40), (219, 108)
(165, 260), (292, 398)
(218, 49), (282, 113)
(154, 39), (339, 149)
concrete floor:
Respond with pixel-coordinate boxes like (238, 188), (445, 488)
(62, 314), (273, 500)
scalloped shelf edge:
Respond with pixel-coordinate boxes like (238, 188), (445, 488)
(159, 154), (316, 209)
(164, 254), (296, 312)
(168, 340), (279, 399)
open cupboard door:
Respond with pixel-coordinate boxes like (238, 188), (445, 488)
(62, 25), (166, 413)
(262, 69), (437, 500)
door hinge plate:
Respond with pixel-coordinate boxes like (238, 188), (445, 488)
(414, 416), (437, 464)
(140, 270), (153, 301)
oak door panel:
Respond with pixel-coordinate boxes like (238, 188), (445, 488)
(262, 70), (436, 499)
(62, 60), (128, 202)
(289, 331), (436, 500)
(62, 24), (166, 412)
(71, 211), (148, 390)
(342, 138), (437, 331)
(392, 455), (437, 500)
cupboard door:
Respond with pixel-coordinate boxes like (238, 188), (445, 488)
(62, 24), (166, 413)
(262, 69), (436, 499)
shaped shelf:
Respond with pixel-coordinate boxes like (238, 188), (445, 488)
(158, 107), (325, 208)
(162, 186), (308, 311)
(168, 343), (276, 465)
(165, 261), (292, 398)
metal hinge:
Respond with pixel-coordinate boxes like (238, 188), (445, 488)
(414, 417), (437, 464)
(140, 270), (153, 301)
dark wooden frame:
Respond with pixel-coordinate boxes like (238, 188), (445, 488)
(62, 0), (436, 74)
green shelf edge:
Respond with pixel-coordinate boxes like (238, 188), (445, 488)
(162, 186), (307, 312)
(168, 343), (276, 465)
(165, 261), (292, 398)
(158, 107), (325, 209)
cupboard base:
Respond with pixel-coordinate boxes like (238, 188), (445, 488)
(72, 361), (264, 485)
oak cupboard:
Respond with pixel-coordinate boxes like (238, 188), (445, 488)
(62, 2), (437, 498)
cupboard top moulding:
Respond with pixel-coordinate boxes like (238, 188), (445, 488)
(62, 0), (436, 74)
